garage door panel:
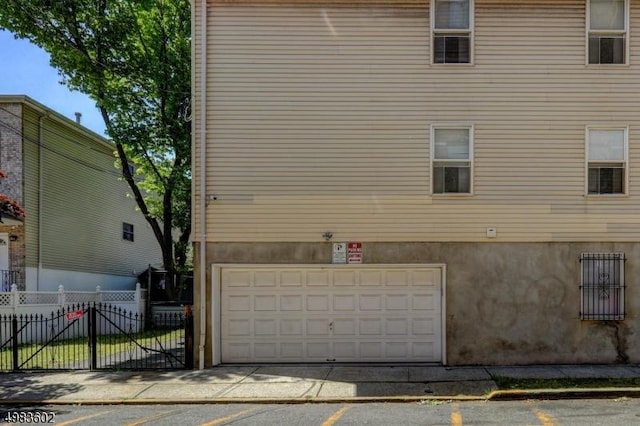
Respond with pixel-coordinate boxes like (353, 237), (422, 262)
(386, 295), (409, 310)
(255, 295), (277, 311)
(334, 295), (356, 310)
(334, 270), (357, 286)
(255, 271), (277, 287)
(281, 295), (303, 311)
(220, 265), (443, 363)
(413, 294), (436, 310)
(360, 294), (383, 310)
(307, 295), (329, 311)
(281, 271), (303, 286)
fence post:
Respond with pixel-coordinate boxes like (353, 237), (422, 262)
(10, 284), (18, 313)
(95, 285), (102, 303)
(12, 316), (19, 371)
(185, 305), (194, 369)
(88, 305), (97, 370)
(58, 285), (65, 307)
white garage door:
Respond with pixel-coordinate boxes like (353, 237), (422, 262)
(218, 265), (443, 363)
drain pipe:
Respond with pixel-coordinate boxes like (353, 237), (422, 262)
(198, 0), (208, 370)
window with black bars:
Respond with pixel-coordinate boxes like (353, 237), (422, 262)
(579, 253), (625, 320)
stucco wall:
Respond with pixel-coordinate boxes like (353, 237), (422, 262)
(194, 241), (639, 366)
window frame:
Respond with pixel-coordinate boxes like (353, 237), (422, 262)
(586, 0), (629, 66)
(430, 124), (474, 195)
(585, 126), (629, 196)
(431, 0), (474, 65)
(122, 222), (135, 242)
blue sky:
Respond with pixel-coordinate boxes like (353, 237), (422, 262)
(0, 30), (106, 136)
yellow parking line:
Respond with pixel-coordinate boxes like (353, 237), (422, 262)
(535, 409), (556, 426)
(56, 410), (113, 426)
(451, 402), (463, 426)
(124, 409), (183, 426)
(200, 407), (259, 426)
(321, 405), (351, 426)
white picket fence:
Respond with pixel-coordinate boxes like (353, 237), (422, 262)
(0, 283), (147, 316)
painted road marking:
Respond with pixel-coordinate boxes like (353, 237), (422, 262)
(535, 409), (556, 426)
(200, 407), (259, 426)
(321, 405), (352, 426)
(451, 402), (463, 426)
(55, 410), (113, 426)
(124, 409), (184, 426)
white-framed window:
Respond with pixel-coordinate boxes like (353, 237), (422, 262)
(580, 252), (625, 320)
(587, 0), (629, 65)
(431, 125), (473, 194)
(122, 222), (134, 242)
(586, 126), (628, 195)
(432, 0), (473, 64)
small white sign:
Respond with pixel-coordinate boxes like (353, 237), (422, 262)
(332, 242), (347, 264)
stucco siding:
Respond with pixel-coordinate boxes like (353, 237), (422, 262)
(200, 241), (639, 365)
(193, 0), (640, 243)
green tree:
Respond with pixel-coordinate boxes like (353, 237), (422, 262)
(0, 0), (191, 299)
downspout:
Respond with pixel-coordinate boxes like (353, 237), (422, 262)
(37, 113), (48, 291)
(198, 0), (208, 370)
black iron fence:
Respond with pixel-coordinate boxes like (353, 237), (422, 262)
(0, 303), (194, 371)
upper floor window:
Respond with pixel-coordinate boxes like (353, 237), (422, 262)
(122, 222), (134, 242)
(588, 0), (628, 64)
(431, 125), (473, 194)
(586, 127), (627, 195)
(432, 0), (473, 64)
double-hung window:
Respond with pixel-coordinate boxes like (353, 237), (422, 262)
(432, 0), (473, 64)
(432, 126), (473, 194)
(587, 0), (628, 65)
(586, 127), (627, 195)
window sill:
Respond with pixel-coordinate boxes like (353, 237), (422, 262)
(432, 193), (474, 199)
(584, 194), (629, 200)
(585, 63), (630, 68)
(431, 62), (475, 67)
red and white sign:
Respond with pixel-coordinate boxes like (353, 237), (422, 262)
(65, 309), (84, 321)
(347, 242), (362, 264)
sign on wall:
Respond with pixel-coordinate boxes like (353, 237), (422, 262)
(348, 242), (362, 264)
(332, 243), (347, 264)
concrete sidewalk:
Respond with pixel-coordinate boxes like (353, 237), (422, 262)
(1, 364), (640, 405)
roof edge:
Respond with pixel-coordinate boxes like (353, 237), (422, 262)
(0, 94), (114, 151)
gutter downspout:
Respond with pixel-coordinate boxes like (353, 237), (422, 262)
(198, 0), (208, 370)
(37, 113), (48, 291)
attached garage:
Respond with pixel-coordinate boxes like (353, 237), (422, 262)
(212, 265), (446, 364)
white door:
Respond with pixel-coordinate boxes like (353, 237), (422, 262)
(218, 265), (443, 363)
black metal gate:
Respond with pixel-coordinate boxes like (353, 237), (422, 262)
(0, 303), (194, 371)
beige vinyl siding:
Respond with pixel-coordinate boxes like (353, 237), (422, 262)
(22, 105), (41, 268)
(195, 0), (640, 242)
(36, 118), (161, 276)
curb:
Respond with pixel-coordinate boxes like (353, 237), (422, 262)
(3, 389), (640, 406)
(486, 388), (640, 401)
(0, 395), (486, 406)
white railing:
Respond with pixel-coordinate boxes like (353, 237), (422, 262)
(0, 283), (148, 316)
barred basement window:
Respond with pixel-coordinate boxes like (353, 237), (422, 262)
(580, 253), (625, 320)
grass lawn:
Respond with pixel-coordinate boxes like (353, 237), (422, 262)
(0, 328), (183, 369)
(493, 376), (640, 390)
